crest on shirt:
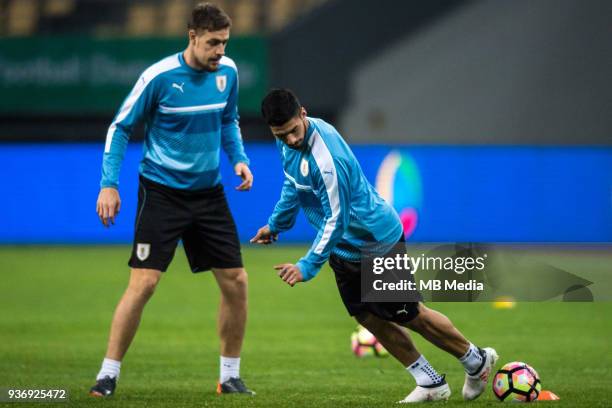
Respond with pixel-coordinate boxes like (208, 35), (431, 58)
(216, 75), (227, 92)
(136, 243), (151, 261)
(300, 158), (309, 177)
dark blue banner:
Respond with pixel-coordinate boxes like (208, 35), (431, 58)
(3, 144), (611, 243)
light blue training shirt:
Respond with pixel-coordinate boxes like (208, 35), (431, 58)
(268, 117), (404, 281)
(101, 52), (249, 190)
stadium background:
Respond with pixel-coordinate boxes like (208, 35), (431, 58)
(1, 0), (611, 406)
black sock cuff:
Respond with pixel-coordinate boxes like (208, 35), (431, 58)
(467, 348), (487, 376)
(419, 374), (446, 388)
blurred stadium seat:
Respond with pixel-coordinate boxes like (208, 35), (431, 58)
(162, 0), (190, 36)
(126, 3), (157, 36)
(7, 0), (39, 36)
(0, 0), (326, 36)
(233, 0), (258, 34)
(43, 0), (74, 17)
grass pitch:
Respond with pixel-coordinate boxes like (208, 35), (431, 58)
(0, 246), (610, 407)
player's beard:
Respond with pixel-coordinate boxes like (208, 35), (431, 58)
(203, 57), (221, 72)
(287, 138), (304, 150)
(287, 118), (308, 149)
(287, 130), (304, 150)
(192, 54), (221, 72)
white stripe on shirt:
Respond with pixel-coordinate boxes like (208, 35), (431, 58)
(104, 54), (181, 153)
(219, 56), (238, 71)
(158, 102), (227, 114)
(284, 171), (313, 191)
(309, 129), (341, 255)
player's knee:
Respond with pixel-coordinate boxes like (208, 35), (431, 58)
(129, 269), (161, 298)
(216, 268), (248, 299)
(223, 268), (248, 288)
(406, 314), (425, 332)
(134, 278), (159, 298)
(406, 304), (431, 332)
(355, 312), (378, 330)
(234, 269), (248, 288)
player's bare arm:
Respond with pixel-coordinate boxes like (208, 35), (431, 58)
(250, 225), (278, 244)
(274, 263), (303, 287)
(96, 188), (121, 227)
(234, 162), (253, 191)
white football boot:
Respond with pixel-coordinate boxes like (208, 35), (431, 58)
(399, 380), (451, 403)
(462, 347), (499, 400)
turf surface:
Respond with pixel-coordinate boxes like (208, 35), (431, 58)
(0, 246), (610, 407)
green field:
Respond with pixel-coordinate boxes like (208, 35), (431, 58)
(1, 246), (610, 407)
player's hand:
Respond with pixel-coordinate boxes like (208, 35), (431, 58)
(96, 187), (121, 227)
(234, 162), (253, 191)
(274, 263), (303, 287)
(250, 225), (278, 245)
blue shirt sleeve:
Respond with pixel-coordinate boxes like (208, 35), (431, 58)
(221, 72), (249, 166)
(268, 144), (300, 233)
(268, 177), (300, 234)
(100, 74), (158, 189)
(296, 157), (351, 281)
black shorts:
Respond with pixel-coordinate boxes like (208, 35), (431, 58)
(128, 176), (243, 273)
(329, 237), (420, 324)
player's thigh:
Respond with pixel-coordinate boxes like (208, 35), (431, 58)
(365, 235), (421, 323)
(128, 178), (192, 272)
(329, 254), (368, 317)
(330, 254), (420, 324)
(182, 186), (243, 273)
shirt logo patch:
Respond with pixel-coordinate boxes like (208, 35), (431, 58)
(216, 75), (227, 92)
(171, 82), (184, 93)
(300, 158), (309, 177)
(136, 243), (151, 261)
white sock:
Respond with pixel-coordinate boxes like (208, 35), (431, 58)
(406, 355), (444, 387)
(220, 356), (240, 383)
(96, 358), (121, 380)
(460, 343), (484, 375)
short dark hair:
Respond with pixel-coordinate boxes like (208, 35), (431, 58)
(261, 89), (301, 126)
(188, 3), (231, 32)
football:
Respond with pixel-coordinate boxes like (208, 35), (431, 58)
(492, 362), (542, 402)
(350, 325), (389, 357)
